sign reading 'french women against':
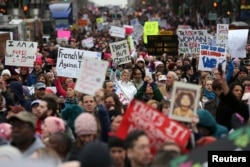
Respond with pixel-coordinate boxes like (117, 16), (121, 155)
(198, 44), (226, 72)
(56, 47), (101, 78)
(5, 40), (38, 67)
(109, 40), (131, 65)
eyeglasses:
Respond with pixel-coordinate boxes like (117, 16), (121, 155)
(243, 84), (250, 87)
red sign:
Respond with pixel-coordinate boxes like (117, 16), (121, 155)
(115, 99), (191, 154)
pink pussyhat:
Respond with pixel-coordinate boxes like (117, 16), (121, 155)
(104, 53), (112, 59)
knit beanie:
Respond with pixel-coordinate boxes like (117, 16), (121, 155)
(79, 141), (112, 167)
(1, 69), (11, 77)
(74, 113), (98, 136)
(0, 123), (12, 140)
(154, 61), (164, 69)
(67, 83), (75, 89)
(62, 104), (83, 131)
(44, 116), (65, 134)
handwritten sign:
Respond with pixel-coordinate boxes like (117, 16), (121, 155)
(109, 26), (126, 38)
(130, 18), (139, 27)
(56, 47), (101, 78)
(75, 58), (108, 96)
(198, 44), (226, 72)
(57, 30), (71, 40)
(177, 30), (208, 54)
(78, 19), (88, 27)
(228, 29), (249, 58)
(5, 40), (38, 67)
(109, 40), (131, 65)
(132, 24), (144, 41)
(114, 82), (130, 105)
(143, 21), (159, 44)
(147, 35), (179, 56)
(96, 17), (104, 24)
(170, 125), (250, 167)
(216, 24), (229, 48)
(81, 37), (94, 48)
(116, 99), (191, 154)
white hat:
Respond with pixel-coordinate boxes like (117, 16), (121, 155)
(1, 69), (11, 77)
(242, 92), (250, 101)
(136, 57), (145, 64)
(158, 75), (166, 81)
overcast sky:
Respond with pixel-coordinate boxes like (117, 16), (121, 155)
(90, 0), (127, 6)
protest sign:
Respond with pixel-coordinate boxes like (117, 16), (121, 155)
(123, 25), (134, 35)
(109, 26), (126, 38)
(170, 125), (250, 167)
(78, 19), (88, 27)
(130, 18), (139, 27)
(132, 24), (144, 41)
(57, 30), (71, 40)
(56, 38), (68, 46)
(5, 40), (38, 67)
(96, 17), (104, 24)
(109, 40), (131, 65)
(143, 21), (159, 44)
(216, 24), (229, 48)
(169, 82), (201, 123)
(114, 82), (130, 105)
(228, 29), (249, 58)
(159, 19), (167, 28)
(81, 37), (94, 48)
(177, 30), (208, 54)
(56, 47), (101, 78)
(75, 58), (108, 96)
(116, 99), (191, 154)
(198, 44), (227, 72)
(127, 35), (135, 52)
(147, 35), (178, 56)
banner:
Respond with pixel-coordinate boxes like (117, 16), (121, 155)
(147, 35), (179, 56)
(116, 99), (191, 154)
(143, 21), (159, 44)
(5, 40), (38, 67)
(198, 44), (226, 72)
(75, 58), (108, 96)
(109, 40), (131, 65)
(109, 26), (126, 38)
(216, 24), (229, 48)
(170, 125), (250, 167)
(228, 29), (249, 58)
(81, 37), (94, 48)
(56, 47), (101, 78)
(177, 30), (208, 54)
(57, 30), (71, 40)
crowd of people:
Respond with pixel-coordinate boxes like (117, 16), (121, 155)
(0, 4), (249, 167)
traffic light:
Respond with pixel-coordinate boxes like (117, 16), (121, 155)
(213, 2), (218, 8)
(23, 5), (28, 16)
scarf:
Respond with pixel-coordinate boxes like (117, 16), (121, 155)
(203, 89), (216, 100)
(65, 97), (78, 105)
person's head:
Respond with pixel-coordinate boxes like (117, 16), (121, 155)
(19, 67), (29, 75)
(174, 69), (182, 81)
(81, 94), (97, 113)
(125, 130), (151, 166)
(8, 111), (36, 146)
(34, 61), (43, 72)
(159, 99), (171, 115)
(155, 61), (164, 73)
(121, 69), (130, 82)
(31, 100), (41, 118)
(37, 95), (58, 120)
(0, 123), (12, 141)
(48, 132), (72, 160)
(74, 113), (99, 146)
(105, 92), (122, 110)
(37, 73), (49, 86)
(205, 79), (214, 92)
(69, 38), (77, 48)
(67, 83), (76, 98)
(42, 116), (65, 139)
(166, 71), (178, 87)
(212, 80), (222, 97)
(147, 100), (160, 110)
(238, 66), (248, 81)
(241, 76), (250, 93)
(111, 115), (123, 133)
(34, 82), (46, 99)
(136, 58), (145, 68)
(155, 71), (163, 82)
(132, 67), (144, 81)
(175, 59), (183, 68)
(151, 150), (181, 167)
(183, 64), (193, 76)
(1, 69), (11, 81)
(46, 72), (54, 82)
(108, 136), (126, 167)
(161, 141), (182, 154)
(176, 91), (194, 108)
(229, 82), (244, 100)
(199, 73), (210, 87)
(6, 106), (25, 120)
(103, 80), (115, 93)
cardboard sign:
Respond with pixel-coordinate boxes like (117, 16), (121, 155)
(81, 37), (94, 48)
(147, 35), (179, 56)
(170, 125), (250, 167)
(78, 19), (88, 27)
(109, 40), (131, 65)
(228, 29), (249, 58)
(143, 21), (159, 44)
(109, 26), (126, 38)
(177, 30), (208, 54)
(5, 40), (38, 67)
(57, 30), (71, 40)
(216, 24), (229, 48)
(56, 47), (101, 78)
(198, 44), (227, 72)
(75, 58), (108, 96)
(116, 99), (192, 154)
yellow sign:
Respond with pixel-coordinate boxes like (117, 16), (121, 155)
(96, 17), (104, 24)
(143, 21), (159, 44)
(241, 5), (250, 9)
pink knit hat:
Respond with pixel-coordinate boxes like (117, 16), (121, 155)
(0, 123), (12, 140)
(44, 116), (65, 134)
(154, 61), (164, 68)
(74, 113), (98, 136)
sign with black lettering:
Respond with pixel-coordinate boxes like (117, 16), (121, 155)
(5, 40), (38, 67)
(147, 35), (179, 56)
(109, 40), (131, 65)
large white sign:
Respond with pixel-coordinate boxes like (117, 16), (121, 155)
(81, 37), (94, 48)
(5, 40), (38, 67)
(109, 26), (125, 38)
(56, 47), (101, 78)
(75, 58), (108, 96)
(109, 40), (131, 65)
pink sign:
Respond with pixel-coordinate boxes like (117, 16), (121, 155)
(57, 30), (71, 40)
